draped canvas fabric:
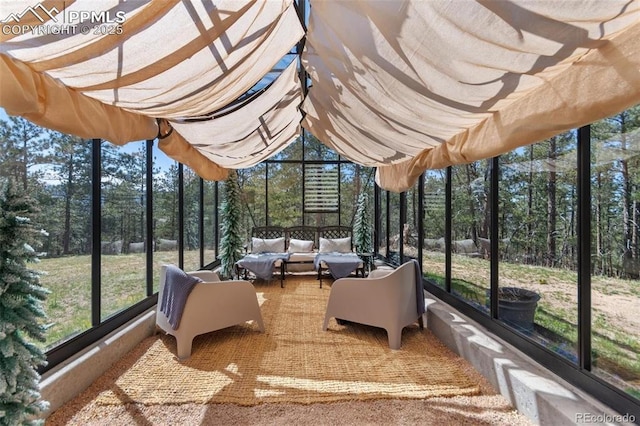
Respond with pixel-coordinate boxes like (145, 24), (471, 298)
(301, 0), (640, 191)
(169, 60), (302, 168)
(1, 0), (640, 191)
(0, 0), (304, 178)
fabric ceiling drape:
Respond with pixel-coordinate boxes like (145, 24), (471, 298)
(301, 0), (640, 191)
(169, 59), (303, 168)
(1, 0), (640, 191)
(0, 0), (304, 179)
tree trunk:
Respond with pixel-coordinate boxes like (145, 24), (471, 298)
(465, 164), (478, 241)
(620, 113), (632, 261)
(21, 135), (28, 191)
(63, 155), (74, 255)
(547, 137), (557, 267)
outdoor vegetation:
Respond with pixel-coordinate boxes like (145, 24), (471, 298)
(0, 181), (49, 424)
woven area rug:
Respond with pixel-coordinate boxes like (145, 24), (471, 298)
(96, 277), (480, 406)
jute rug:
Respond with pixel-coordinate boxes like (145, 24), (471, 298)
(95, 276), (480, 406)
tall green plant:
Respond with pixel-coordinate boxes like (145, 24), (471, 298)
(219, 171), (243, 278)
(0, 180), (49, 425)
(353, 190), (372, 254)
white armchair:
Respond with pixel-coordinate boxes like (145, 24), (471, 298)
(322, 261), (425, 349)
(156, 265), (265, 359)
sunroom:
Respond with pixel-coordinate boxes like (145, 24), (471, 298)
(0, 1), (639, 424)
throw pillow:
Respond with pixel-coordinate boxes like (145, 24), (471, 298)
(252, 237), (285, 253)
(319, 237), (352, 253)
(288, 238), (315, 253)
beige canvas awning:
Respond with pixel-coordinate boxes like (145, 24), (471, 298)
(302, 0), (640, 190)
(169, 59), (302, 168)
(0, 0), (304, 179)
(1, 0), (639, 191)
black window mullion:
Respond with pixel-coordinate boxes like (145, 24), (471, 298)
(265, 163), (269, 226)
(418, 173), (424, 270)
(199, 178), (204, 269)
(178, 163), (184, 269)
(91, 138), (101, 326)
(374, 183), (381, 257)
(577, 125), (592, 370)
(385, 191), (391, 259)
(399, 191), (406, 263)
(445, 166), (452, 293)
(214, 181), (219, 257)
(490, 157), (499, 319)
(146, 139), (154, 296)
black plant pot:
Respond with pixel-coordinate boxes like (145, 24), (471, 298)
(487, 287), (541, 331)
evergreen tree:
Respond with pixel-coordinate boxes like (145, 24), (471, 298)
(0, 180), (49, 425)
(353, 190), (372, 255)
(219, 171), (243, 278)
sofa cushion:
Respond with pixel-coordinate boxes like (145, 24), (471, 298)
(288, 238), (314, 253)
(288, 252), (318, 263)
(252, 237), (285, 253)
(319, 237), (352, 253)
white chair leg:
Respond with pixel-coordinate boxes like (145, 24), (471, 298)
(322, 314), (331, 331)
(387, 328), (402, 350)
(254, 313), (265, 332)
(176, 337), (194, 360)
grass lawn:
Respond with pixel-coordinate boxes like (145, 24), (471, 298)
(35, 250), (211, 349)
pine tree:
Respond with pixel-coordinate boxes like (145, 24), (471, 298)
(0, 180), (49, 425)
(219, 171), (243, 279)
(353, 191), (372, 255)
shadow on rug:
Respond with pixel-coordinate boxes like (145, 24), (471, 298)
(96, 278), (480, 406)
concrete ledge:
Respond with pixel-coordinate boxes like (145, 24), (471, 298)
(425, 296), (626, 425)
(40, 308), (157, 415)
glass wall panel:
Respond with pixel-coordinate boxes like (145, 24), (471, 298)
(45, 137), (92, 345)
(266, 162), (303, 227)
(404, 181), (420, 262)
(379, 190), (388, 258)
(590, 105), (640, 397)
(451, 161), (490, 308)
(388, 192), (401, 264)
(272, 135), (302, 161)
(101, 141), (147, 320)
(238, 164), (267, 242)
(348, 166), (375, 254)
(304, 163), (338, 227)
(153, 152), (179, 292)
(183, 168), (200, 271)
(422, 169), (446, 287)
(498, 133), (578, 363)
(340, 164), (357, 227)
(13, 123), (93, 349)
(203, 180), (218, 264)
(304, 130), (337, 161)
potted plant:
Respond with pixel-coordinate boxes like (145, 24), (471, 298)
(488, 287), (541, 332)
